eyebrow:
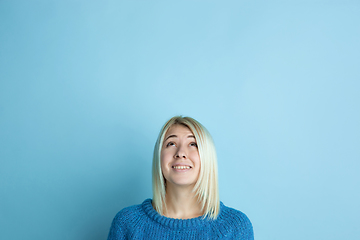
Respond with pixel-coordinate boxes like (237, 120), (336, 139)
(165, 134), (195, 141)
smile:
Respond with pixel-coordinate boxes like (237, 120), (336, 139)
(172, 165), (191, 169)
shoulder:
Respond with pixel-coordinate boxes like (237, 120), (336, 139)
(111, 200), (147, 226)
(212, 202), (254, 239)
(220, 203), (252, 226)
(107, 200), (149, 240)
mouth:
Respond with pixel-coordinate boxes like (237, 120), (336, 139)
(172, 165), (192, 170)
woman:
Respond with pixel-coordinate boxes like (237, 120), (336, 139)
(107, 116), (254, 239)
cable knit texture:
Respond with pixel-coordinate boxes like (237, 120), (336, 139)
(107, 199), (254, 240)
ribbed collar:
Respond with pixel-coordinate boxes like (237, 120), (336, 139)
(141, 198), (223, 229)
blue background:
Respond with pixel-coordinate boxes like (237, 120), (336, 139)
(1, 1), (359, 239)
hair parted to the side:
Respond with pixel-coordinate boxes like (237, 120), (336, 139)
(152, 116), (220, 220)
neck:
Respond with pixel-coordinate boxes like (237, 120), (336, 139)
(164, 183), (203, 219)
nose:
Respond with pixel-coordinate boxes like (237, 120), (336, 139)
(175, 145), (187, 159)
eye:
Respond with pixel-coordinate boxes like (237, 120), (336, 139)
(166, 142), (175, 147)
(190, 142), (198, 148)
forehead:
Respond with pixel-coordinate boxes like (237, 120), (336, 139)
(164, 124), (194, 137)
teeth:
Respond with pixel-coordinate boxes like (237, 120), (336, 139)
(173, 166), (190, 169)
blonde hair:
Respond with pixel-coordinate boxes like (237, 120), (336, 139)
(152, 116), (220, 220)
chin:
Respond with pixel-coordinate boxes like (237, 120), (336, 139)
(172, 181), (197, 188)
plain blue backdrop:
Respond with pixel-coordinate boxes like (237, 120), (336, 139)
(1, 1), (359, 239)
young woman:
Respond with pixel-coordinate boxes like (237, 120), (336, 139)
(107, 116), (254, 239)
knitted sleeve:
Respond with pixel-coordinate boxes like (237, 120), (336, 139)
(235, 211), (254, 240)
(107, 211), (126, 240)
(218, 206), (254, 240)
(241, 215), (254, 240)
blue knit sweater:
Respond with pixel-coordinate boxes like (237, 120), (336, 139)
(107, 199), (254, 239)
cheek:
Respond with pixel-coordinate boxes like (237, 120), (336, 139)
(160, 155), (165, 170)
(190, 151), (201, 167)
(160, 151), (171, 167)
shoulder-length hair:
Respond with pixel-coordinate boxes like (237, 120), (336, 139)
(152, 116), (220, 220)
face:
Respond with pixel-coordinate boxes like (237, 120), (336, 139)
(161, 124), (201, 189)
